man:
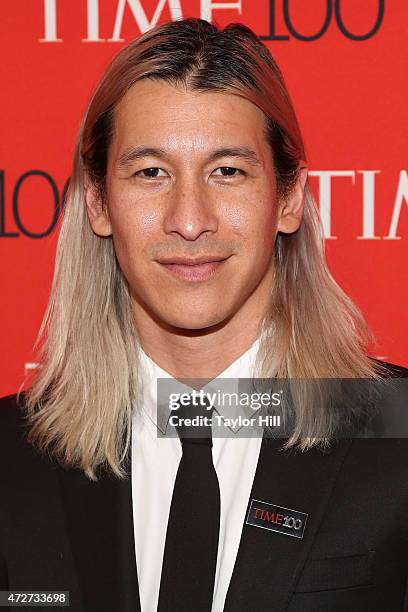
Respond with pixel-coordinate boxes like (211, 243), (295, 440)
(0, 17), (407, 612)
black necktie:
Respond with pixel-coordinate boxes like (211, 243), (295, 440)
(157, 395), (221, 612)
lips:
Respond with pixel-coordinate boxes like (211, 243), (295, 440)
(157, 256), (228, 266)
(157, 255), (230, 282)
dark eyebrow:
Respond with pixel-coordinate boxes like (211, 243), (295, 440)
(208, 147), (263, 167)
(116, 145), (263, 169)
(116, 147), (167, 169)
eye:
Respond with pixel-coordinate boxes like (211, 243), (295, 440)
(212, 167), (244, 177)
(135, 167), (167, 179)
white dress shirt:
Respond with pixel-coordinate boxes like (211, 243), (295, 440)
(131, 338), (264, 612)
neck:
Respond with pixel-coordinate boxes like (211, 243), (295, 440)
(133, 307), (264, 380)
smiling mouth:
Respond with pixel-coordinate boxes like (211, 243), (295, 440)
(157, 256), (230, 282)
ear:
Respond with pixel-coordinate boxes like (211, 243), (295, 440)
(85, 180), (112, 237)
(277, 164), (308, 234)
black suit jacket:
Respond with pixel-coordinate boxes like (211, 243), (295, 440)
(1, 365), (408, 611)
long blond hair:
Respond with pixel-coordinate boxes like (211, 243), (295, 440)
(21, 18), (386, 480)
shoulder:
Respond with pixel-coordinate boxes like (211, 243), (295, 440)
(377, 359), (408, 378)
(344, 360), (408, 478)
(0, 392), (29, 444)
(0, 391), (48, 470)
(0, 391), (27, 413)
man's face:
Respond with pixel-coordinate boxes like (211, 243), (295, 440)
(88, 80), (303, 331)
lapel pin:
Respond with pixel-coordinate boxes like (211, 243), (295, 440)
(246, 498), (308, 539)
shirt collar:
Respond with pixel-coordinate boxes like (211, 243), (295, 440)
(135, 336), (262, 434)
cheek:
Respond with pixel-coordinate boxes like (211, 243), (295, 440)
(220, 188), (278, 251)
(108, 188), (162, 250)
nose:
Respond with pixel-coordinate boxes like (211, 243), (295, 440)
(162, 177), (218, 241)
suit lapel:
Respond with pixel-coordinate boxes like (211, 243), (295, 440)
(54, 415), (352, 612)
(224, 435), (353, 611)
(56, 440), (140, 612)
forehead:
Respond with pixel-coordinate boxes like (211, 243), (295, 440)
(111, 79), (270, 155)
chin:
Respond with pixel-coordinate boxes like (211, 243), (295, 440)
(159, 308), (230, 333)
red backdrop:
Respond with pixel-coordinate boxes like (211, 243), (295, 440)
(1, 0), (407, 397)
